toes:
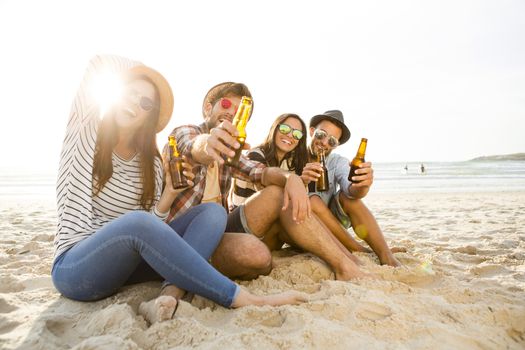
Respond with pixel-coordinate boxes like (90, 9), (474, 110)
(139, 296), (178, 324)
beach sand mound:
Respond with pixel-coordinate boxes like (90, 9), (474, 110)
(1, 193), (524, 350)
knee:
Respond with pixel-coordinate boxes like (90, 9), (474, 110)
(339, 193), (362, 212)
(309, 195), (327, 213)
(310, 195), (323, 208)
(118, 211), (165, 240)
(260, 185), (284, 202)
(122, 211), (159, 228)
(199, 203), (227, 227)
(243, 237), (272, 274)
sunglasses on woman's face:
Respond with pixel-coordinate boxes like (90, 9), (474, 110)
(124, 88), (157, 112)
(313, 129), (339, 148)
(278, 124), (304, 140)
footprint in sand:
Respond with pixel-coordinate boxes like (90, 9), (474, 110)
(240, 309), (286, 328)
(45, 318), (72, 338)
(31, 233), (54, 242)
(0, 297), (18, 314)
(0, 275), (25, 293)
(469, 264), (510, 277)
(0, 316), (21, 335)
(355, 301), (392, 321)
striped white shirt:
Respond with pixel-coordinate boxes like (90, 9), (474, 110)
(54, 55), (166, 263)
(229, 148), (290, 210)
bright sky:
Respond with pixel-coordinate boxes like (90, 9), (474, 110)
(1, 0), (524, 172)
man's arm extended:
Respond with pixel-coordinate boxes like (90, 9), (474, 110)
(191, 121), (242, 165)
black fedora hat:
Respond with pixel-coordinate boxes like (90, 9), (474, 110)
(309, 110), (351, 145)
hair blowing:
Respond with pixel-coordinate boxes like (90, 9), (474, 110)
(258, 113), (308, 175)
(92, 76), (161, 211)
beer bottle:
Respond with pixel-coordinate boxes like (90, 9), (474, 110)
(225, 96), (253, 167)
(168, 136), (188, 189)
(348, 138), (368, 183)
(316, 149), (329, 192)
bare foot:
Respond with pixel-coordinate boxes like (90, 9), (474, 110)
(138, 296), (177, 324)
(161, 284), (186, 300)
(333, 257), (372, 280)
(391, 247), (407, 253)
(231, 288), (308, 308)
(258, 291), (309, 306)
(347, 253), (363, 265)
(335, 267), (372, 280)
(380, 254), (402, 267)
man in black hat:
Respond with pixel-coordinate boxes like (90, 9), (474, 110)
(301, 110), (402, 266)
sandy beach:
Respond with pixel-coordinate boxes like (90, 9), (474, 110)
(1, 191), (524, 350)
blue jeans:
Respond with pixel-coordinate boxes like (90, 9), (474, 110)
(52, 203), (239, 307)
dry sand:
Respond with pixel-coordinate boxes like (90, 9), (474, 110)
(1, 192), (524, 349)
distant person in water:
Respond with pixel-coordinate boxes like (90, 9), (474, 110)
(420, 163), (425, 173)
(404, 164), (408, 173)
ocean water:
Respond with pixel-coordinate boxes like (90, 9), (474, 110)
(1, 161), (525, 198)
(372, 161), (525, 193)
(0, 168), (57, 198)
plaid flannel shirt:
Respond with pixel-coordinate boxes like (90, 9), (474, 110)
(164, 122), (266, 222)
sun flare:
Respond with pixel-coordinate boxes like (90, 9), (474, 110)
(88, 71), (124, 117)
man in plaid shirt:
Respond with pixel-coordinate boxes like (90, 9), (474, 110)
(164, 82), (367, 281)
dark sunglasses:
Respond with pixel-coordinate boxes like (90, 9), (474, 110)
(313, 129), (339, 147)
(278, 124), (304, 140)
(124, 88), (157, 112)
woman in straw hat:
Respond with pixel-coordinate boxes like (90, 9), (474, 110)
(52, 55), (307, 324)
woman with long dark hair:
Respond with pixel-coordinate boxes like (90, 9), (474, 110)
(52, 55), (306, 324)
(230, 113), (308, 210)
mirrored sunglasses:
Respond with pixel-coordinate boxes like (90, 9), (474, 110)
(220, 98), (238, 112)
(314, 129), (339, 147)
(278, 124), (303, 140)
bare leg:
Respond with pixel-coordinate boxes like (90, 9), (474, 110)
(340, 193), (401, 267)
(211, 233), (272, 280)
(231, 287), (308, 307)
(261, 221), (285, 251)
(211, 185), (287, 279)
(243, 185), (285, 237)
(310, 203), (364, 265)
(279, 205), (368, 280)
(310, 195), (371, 253)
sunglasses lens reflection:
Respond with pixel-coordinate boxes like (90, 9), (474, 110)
(221, 98), (232, 109)
(314, 130), (326, 140)
(314, 129), (338, 147)
(140, 97), (154, 111)
(292, 130), (303, 140)
(279, 124), (291, 134)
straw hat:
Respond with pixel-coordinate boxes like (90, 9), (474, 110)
(126, 65), (174, 133)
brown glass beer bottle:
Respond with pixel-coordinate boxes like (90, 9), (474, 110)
(348, 138), (367, 183)
(316, 149), (330, 192)
(168, 136), (188, 189)
(225, 96), (253, 167)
